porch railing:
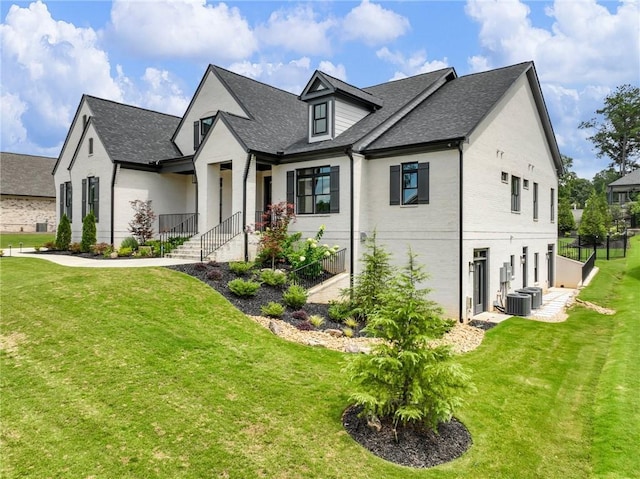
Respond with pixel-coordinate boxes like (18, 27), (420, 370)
(158, 213), (198, 257)
(200, 211), (243, 261)
(289, 248), (347, 289)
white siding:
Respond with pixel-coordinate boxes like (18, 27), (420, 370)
(174, 69), (248, 154)
(113, 169), (195, 247)
(461, 75), (559, 319)
(334, 99), (370, 136)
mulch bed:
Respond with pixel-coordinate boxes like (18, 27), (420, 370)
(342, 405), (472, 468)
(166, 262), (359, 335)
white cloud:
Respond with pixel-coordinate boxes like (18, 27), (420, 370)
(467, 55), (493, 73)
(228, 58), (314, 94)
(465, 0), (640, 85)
(109, 0), (257, 61)
(342, 0), (410, 46)
(138, 68), (189, 116)
(0, 93), (28, 147)
(376, 47), (449, 80)
(0, 1), (122, 153)
(318, 61), (347, 81)
(256, 5), (336, 56)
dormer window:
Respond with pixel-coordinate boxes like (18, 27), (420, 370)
(313, 103), (328, 136)
(201, 116), (215, 137)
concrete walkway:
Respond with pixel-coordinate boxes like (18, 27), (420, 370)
(7, 248), (198, 268)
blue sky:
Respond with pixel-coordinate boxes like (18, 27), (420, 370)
(1, 0), (638, 179)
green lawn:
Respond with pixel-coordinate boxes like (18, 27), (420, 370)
(0, 232), (55, 249)
(1, 238), (638, 478)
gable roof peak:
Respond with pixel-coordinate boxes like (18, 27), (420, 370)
(300, 70), (383, 108)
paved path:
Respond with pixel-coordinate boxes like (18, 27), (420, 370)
(7, 248), (198, 268)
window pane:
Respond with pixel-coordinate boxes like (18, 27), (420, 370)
(315, 176), (330, 195)
(314, 118), (327, 134)
(316, 195), (330, 213)
(403, 188), (418, 205)
(298, 178), (312, 196)
(314, 103), (326, 118)
(403, 172), (417, 188)
(298, 196), (313, 214)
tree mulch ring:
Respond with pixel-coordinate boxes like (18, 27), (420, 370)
(342, 405), (472, 468)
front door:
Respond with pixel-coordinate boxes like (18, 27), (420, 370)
(263, 176), (272, 210)
(473, 249), (488, 315)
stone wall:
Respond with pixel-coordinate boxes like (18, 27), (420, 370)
(0, 195), (56, 232)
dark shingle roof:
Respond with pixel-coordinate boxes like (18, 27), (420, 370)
(1, 152), (56, 197)
(609, 169), (640, 187)
(366, 63), (532, 151)
(85, 96), (182, 164)
(212, 67), (308, 154)
(284, 68), (454, 155)
(313, 71), (383, 107)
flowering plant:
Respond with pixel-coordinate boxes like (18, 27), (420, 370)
(288, 225), (339, 277)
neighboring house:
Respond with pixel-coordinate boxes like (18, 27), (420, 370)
(54, 61), (562, 321)
(608, 169), (640, 205)
(1, 152), (57, 232)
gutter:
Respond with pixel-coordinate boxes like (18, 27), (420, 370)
(242, 152), (252, 262)
(192, 157), (199, 234)
(110, 163), (118, 245)
(458, 141), (464, 323)
(345, 147), (355, 290)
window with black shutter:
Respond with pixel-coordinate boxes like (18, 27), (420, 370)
(390, 162), (429, 205)
(286, 166), (340, 214)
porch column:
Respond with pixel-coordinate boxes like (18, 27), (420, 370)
(196, 161), (221, 232)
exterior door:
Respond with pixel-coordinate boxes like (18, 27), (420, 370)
(473, 249), (488, 315)
(547, 243), (555, 287)
(522, 246), (528, 288)
(263, 176), (272, 210)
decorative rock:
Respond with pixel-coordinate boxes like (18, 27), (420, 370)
(305, 339), (326, 348)
(344, 342), (362, 353)
(268, 320), (282, 335)
(325, 328), (343, 338)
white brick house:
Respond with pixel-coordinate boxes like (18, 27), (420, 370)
(54, 61), (562, 321)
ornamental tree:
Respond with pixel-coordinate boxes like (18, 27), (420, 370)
(345, 249), (472, 434)
(256, 201), (295, 269)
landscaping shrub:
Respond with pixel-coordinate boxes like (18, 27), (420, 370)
(345, 250), (472, 432)
(342, 326), (354, 338)
(286, 225), (339, 276)
(81, 212), (97, 253)
(261, 302), (285, 318)
(92, 242), (111, 255)
(120, 236), (139, 251)
(296, 320), (313, 331)
(229, 261), (255, 276)
(207, 260), (219, 267)
(55, 214), (71, 250)
(291, 310), (309, 321)
(206, 269), (223, 281)
(309, 314), (325, 328)
(282, 284), (308, 309)
(260, 269), (287, 287)
(118, 247), (133, 257)
(227, 278), (260, 297)
(69, 242), (82, 253)
(43, 241), (56, 250)
(328, 300), (354, 322)
(194, 262), (208, 271)
(344, 317), (359, 329)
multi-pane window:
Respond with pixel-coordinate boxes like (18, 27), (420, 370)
(533, 182), (539, 220)
(534, 252), (539, 283)
(312, 102), (328, 135)
(296, 167), (331, 214)
(82, 176), (99, 222)
(550, 188), (555, 222)
(88, 177), (98, 215)
(60, 181), (73, 221)
(402, 162), (419, 205)
(511, 175), (521, 212)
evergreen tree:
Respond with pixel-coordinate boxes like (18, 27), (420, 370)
(345, 250), (472, 434)
(349, 231), (394, 321)
(579, 192), (608, 244)
(81, 212), (97, 253)
(55, 214), (72, 250)
(558, 197), (576, 235)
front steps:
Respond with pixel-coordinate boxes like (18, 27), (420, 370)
(166, 234), (257, 262)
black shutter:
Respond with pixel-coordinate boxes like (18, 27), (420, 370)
(286, 171), (295, 207)
(193, 121), (200, 150)
(93, 177), (99, 222)
(68, 183), (72, 222)
(59, 184), (64, 218)
(82, 178), (87, 219)
(418, 162), (429, 204)
(329, 166), (340, 213)
(389, 165), (400, 205)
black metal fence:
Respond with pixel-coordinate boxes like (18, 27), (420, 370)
(158, 213), (198, 257)
(290, 248), (347, 289)
(558, 232), (629, 262)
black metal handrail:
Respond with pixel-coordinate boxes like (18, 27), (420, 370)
(200, 212), (242, 261)
(159, 213), (197, 233)
(159, 213), (198, 257)
(289, 248), (347, 289)
(582, 252), (596, 283)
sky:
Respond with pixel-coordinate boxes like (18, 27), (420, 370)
(1, 0), (639, 180)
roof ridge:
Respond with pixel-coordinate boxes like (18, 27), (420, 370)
(455, 61), (532, 80)
(316, 70), (378, 98)
(84, 95), (181, 119)
(211, 65), (300, 98)
(363, 67), (455, 90)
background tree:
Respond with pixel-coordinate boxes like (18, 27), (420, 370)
(80, 212), (97, 253)
(55, 214), (71, 250)
(346, 250), (471, 434)
(128, 200), (156, 244)
(557, 197), (576, 235)
(592, 168), (621, 195)
(559, 154), (594, 208)
(579, 84), (640, 176)
(579, 192), (610, 244)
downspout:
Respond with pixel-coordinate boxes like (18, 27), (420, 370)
(345, 147), (355, 290)
(110, 163), (118, 245)
(192, 158), (198, 233)
(242, 153), (252, 262)
(458, 141), (464, 323)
